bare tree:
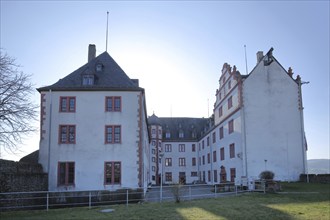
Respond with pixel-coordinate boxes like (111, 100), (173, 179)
(0, 50), (38, 154)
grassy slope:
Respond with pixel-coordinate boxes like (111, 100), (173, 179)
(1, 182), (329, 220)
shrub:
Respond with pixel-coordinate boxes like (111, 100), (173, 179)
(259, 171), (275, 180)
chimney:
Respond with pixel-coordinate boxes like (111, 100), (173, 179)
(88, 44), (96, 62)
(256, 51), (264, 63)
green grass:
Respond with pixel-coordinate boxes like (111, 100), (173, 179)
(1, 182), (329, 220)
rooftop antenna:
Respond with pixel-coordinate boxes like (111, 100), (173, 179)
(244, 45), (248, 74)
(106, 11), (109, 52)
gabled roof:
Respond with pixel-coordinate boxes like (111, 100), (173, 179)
(148, 116), (211, 141)
(37, 52), (143, 92)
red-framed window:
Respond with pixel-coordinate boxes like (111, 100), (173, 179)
(59, 125), (76, 144)
(105, 96), (121, 112)
(219, 126), (224, 139)
(58, 162), (75, 186)
(192, 157), (196, 166)
(179, 144), (185, 152)
(228, 96), (233, 109)
(230, 143), (235, 158)
(165, 144), (172, 152)
(220, 147), (225, 161)
(105, 125), (121, 144)
(219, 106), (223, 117)
(228, 119), (234, 134)
(165, 172), (172, 181)
(179, 158), (186, 166)
(214, 170), (218, 182)
(230, 168), (236, 182)
(213, 150), (217, 162)
(165, 158), (172, 167)
(104, 161), (121, 185)
(60, 97), (76, 112)
(192, 144), (196, 152)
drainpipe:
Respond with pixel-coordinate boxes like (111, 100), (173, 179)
(47, 89), (52, 188)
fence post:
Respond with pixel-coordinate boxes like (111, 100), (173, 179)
(214, 185), (217, 198)
(89, 192), (91, 209)
(126, 189), (129, 207)
(189, 186), (191, 200)
(46, 192), (49, 211)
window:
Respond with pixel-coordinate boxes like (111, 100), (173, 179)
(105, 125), (121, 144)
(219, 106), (223, 117)
(165, 131), (171, 138)
(179, 131), (184, 138)
(82, 74), (94, 85)
(152, 129), (156, 134)
(207, 153), (210, 164)
(219, 92), (222, 100)
(228, 119), (234, 134)
(179, 144), (185, 152)
(192, 144), (196, 152)
(165, 172), (172, 182)
(152, 166), (155, 172)
(105, 96), (121, 112)
(165, 144), (172, 152)
(202, 140), (205, 149)
(220, 147), (225, 161)
(230, 168), (236, 182)
(152, 149), (155, 155)
(152, 157), (155, 162)
(179, 158), (186, 166)
(203, 171), (206, 182)
(214, 170), (218, 182)
(58, 162), (75, 186)
(219, 126), (224, 139)
(59, 125), (76, 144)
(220, 166), (227, 182)
(151, 141), (156, 146)
(96, 63), (103, 72)
(228, 80), (231, 90)
(207, 137), (210, 146)
(165, 158), (172, 167)
(213, 150), (217, 162)
(230, 143), (235, 158)
(208, 170), (211, 182)
(191, 172), (198, 177)
(202, 156), (205, 165)
(212, 132), (216, 143)
(228, 96), (233, 109)
(104, 161), (121, 185)
(192, 157), (196, 166)
(60, 97), (76, 112)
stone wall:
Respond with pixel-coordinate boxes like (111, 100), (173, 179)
(0, 159), (48, 192)
(300, 174), (330, 183)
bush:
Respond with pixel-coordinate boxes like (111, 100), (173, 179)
(259, 171), (275, 180)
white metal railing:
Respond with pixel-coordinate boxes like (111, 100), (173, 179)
(0, 183), (249, 211)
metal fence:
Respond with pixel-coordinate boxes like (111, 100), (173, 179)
(0, 183), (251, 211)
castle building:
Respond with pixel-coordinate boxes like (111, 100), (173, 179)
(37, 45), (307, 192)
(38, 45), (150, 191)
(148, 48), (308, 185)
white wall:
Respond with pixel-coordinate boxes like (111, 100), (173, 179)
(39, 90), (146, 191)
(243, 59), (306, 181)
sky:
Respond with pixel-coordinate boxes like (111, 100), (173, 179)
(0, 1), (329, 161)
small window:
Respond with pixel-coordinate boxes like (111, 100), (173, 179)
(179, 158), (186, 166)
(179, 144), (185, 152)
(230, 143), (235, 158)
(219, 127), (224, 139)
(192, 157), (196, 166)
(59, 125), (76, 144)
(228, 96), (233, 109)
(165, 144), (172, 152)
(179, 131), (184, 138)
(104, 161), (121, 185)
(96, 63), (103, 72)
(165, 158), (172, 167)
(105, 125), (121, 144)
(165, 172), (172, 182)
(219, 106), (223, 117)
(106, 97), (121, 112)
(165, 132), (171, 139)
(60, 97), (76, 112)
(220, 147), (225, 161)
(82, 74), (94, 85)
(58, 162), (75, 186)
(228, 119), (234, 134)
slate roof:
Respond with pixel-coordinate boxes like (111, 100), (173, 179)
(148, 116), (211, 141)
(37, 52), (143, 92)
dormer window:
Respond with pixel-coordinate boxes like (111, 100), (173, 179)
(165, 131), (171, 139)
(96, 63), (103, 72)
(179, 130), (184, 138)
(82, 74), (94, 85)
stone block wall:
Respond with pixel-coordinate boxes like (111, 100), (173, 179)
(0, 159), (48, 192)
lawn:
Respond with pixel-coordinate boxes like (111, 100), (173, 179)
(1, 182), (329, 220)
